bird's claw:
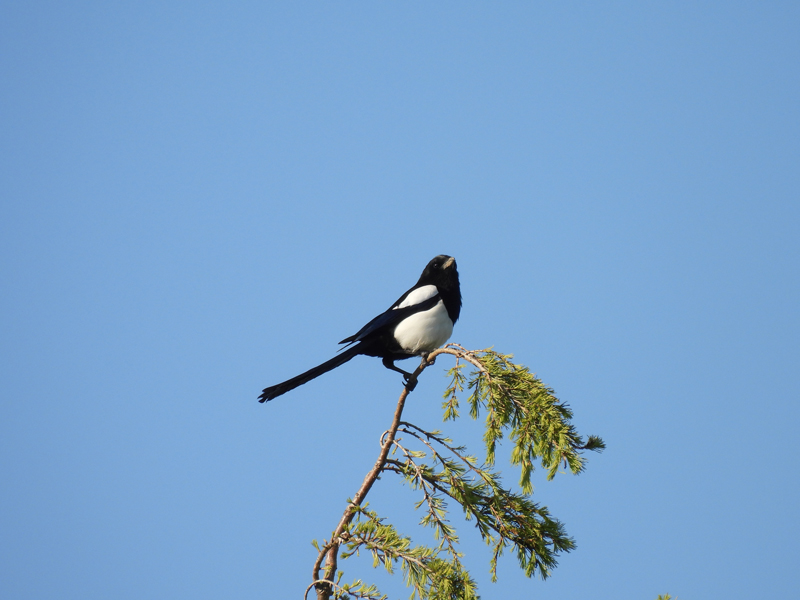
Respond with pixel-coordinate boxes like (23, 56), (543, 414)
(421, 352), (436, 367)
(404, 374), (418, 392)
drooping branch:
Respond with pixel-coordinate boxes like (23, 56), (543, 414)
(383, 423), (575, 581)
(308, 344), (604, 599)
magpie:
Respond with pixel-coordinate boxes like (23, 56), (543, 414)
(258, 255), (461, 402)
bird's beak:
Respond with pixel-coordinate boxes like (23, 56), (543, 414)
(442, 257), (455, 269)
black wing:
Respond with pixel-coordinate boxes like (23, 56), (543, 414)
(338, 294), (440, 347)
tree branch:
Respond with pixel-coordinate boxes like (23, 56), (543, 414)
(307, 344), (603, 597)
(312, 351), (440, 599)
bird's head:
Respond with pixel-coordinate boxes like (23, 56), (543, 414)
(419, 254), (459, 289)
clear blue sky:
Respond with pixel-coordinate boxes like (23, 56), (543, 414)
(2, 3), (798, 599)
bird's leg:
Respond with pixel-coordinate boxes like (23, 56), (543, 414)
(422, 351), (436, 366)
(381, 356), (413, 378)
(382, 357), (418, 391)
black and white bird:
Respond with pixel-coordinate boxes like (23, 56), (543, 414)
(258, 255), (461, 402)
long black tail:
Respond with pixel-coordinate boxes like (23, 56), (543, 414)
(258, 345), (362, 402)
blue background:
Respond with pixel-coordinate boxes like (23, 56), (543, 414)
(2, 3), (798, 599)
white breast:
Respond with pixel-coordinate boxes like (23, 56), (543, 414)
(393, 299), (453, 355)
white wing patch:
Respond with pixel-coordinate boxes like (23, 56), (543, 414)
(395, 284), (439, 309)
(393, 299), (453, 354)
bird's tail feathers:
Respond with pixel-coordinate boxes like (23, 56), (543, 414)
(258, 344), (361, 402)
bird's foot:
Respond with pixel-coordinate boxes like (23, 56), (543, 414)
(403, 373), (418, 392)
(420, 351), (437, 367)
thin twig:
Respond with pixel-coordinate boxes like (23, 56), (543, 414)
(390, 438), (462, 565)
